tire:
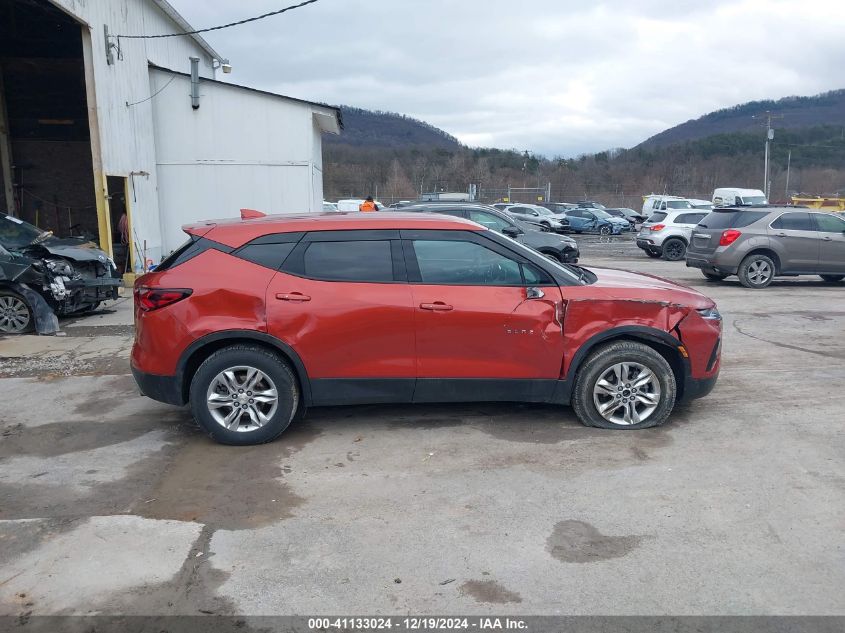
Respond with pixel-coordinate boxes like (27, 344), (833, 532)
(541, 221), (552, 230)
(645, 249), (662, 259)
(702, 270), (729, 281)
(661, 238), (686, 261)
(572, 340), (677, 430)
(738, 253), (775, 289)
(0, 290), (34, 334)
(599, 225), (611, 236)
(820, 275), (844, 283)
(189, 344), (300, 445)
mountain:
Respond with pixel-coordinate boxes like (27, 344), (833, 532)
(326, 106), (462, 149)
(638, 90), (845, 149)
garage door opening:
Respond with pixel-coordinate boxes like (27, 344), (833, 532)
(0, 0), (98, 243)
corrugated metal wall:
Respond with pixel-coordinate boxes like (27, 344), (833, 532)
(149, 68), (326, 253)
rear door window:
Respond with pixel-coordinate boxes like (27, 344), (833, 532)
(771, 213), (814, 231)
(300, 240), (395, 282)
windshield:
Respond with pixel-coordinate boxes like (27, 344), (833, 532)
(535, 207), (554, 216)
(0, 213), (46, 249)
(666, 200), (693, 209)
(740, 196), (767, 205)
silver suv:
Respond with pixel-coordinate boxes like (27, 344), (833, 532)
(636, 210), (709, 260)
(685, 207), (845, 288)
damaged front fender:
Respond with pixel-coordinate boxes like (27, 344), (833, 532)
(1, 281), (60, 335)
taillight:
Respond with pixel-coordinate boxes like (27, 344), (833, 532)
(135, 287), (192, 311)
(719, 229), (742, 246)
(650, 224), (665, 231)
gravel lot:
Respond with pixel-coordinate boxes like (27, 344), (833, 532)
(1, 234), (843, 618)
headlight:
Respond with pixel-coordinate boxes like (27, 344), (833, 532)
(45, 259), (74, 276)
(696, 307), (722, 321)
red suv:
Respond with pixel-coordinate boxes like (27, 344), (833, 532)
(131, 212), (722, 445)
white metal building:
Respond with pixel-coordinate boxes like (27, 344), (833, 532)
(0, 0), (341, 274)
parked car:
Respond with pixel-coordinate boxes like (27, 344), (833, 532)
(544, 202), (577, 214)
(712, 188), (767, 208)
(0, 212), (121, 334)
(563, 208), (628, 235)
(131, 211), (722, 445)
(636, 209), (709, 260)
(604, 208), (645, 230)
(491, 203), (512, 212)
(688, 199), (714, 211)
(685, 207), (845, 288)
(575, 201), (607, 210)
(400, 203), (579, 263)
(505, 204), (569, 232)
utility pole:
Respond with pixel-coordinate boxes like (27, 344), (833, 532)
(755, 111), (783, 200)
(785, 149), (792, 200)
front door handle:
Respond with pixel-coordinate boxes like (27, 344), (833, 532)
(420, 302), (453, 311)
(276, 292), (311, 302)
(776, 233), (787, 237)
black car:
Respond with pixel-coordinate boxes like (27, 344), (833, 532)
(0, 212), (121, 334)
(399, 203), (579, 264)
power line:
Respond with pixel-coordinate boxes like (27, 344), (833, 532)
(125, 75), (176, 108)
(114, 0), (319, 39)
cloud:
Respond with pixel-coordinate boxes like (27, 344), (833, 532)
(174, 0), (845, 156)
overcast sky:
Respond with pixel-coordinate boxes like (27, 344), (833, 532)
(175, 0), (845, 157)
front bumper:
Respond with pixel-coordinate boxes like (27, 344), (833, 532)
(680, 370), (720, 402)
(131, 364), (185, 406)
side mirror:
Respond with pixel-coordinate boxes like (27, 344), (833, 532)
(502, 226), (521, 238)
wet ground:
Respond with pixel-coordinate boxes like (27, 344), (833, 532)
(1, 236), (844, 617)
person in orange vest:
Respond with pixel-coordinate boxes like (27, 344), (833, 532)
(359, 196), (379, 212)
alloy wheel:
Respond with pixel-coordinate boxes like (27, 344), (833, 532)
(599, 225), (611, 235)
(205, 365), (279, 432)
(747, 260), (773, 285)
(0, 295), (31, 333)
(592, 361), (661, 425)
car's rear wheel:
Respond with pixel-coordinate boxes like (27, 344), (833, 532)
(738, 254), (775, 289)
(0, 290), (34, 334)
(702, 270), (729, 281)
(189, 344), (300, 445)
(820, 275), (844, 283)
(644, 249), (661, 259)
(662, 238), (687, 261)
(572, 341), (676, 430)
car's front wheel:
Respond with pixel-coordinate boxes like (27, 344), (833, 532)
(572, 341), (677, 430)
(737, 253), (775, 289)
(189, 344), (300, 445)
(662, 238), (687, 261)
(0, 290), (34, 334)
(820, 275), (844, 283)
(599, 225), (611, 236)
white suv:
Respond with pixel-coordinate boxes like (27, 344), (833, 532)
(636, 209), (709, 260)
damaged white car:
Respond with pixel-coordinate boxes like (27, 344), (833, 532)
(0, 212), (121, 334)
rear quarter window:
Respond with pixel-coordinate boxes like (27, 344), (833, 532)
(674, 213), (706, 225)
(647, 212), (668, 223)
(698, 210), (769, 229)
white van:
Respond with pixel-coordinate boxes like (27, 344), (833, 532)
(642, 195), (695, 216)
(712, 188), (767, 207)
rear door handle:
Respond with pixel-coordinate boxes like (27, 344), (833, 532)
(420, 302), (453, 311)
(276, 292), (311, 302)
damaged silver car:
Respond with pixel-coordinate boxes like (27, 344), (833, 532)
(0, 212), (122, 334)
